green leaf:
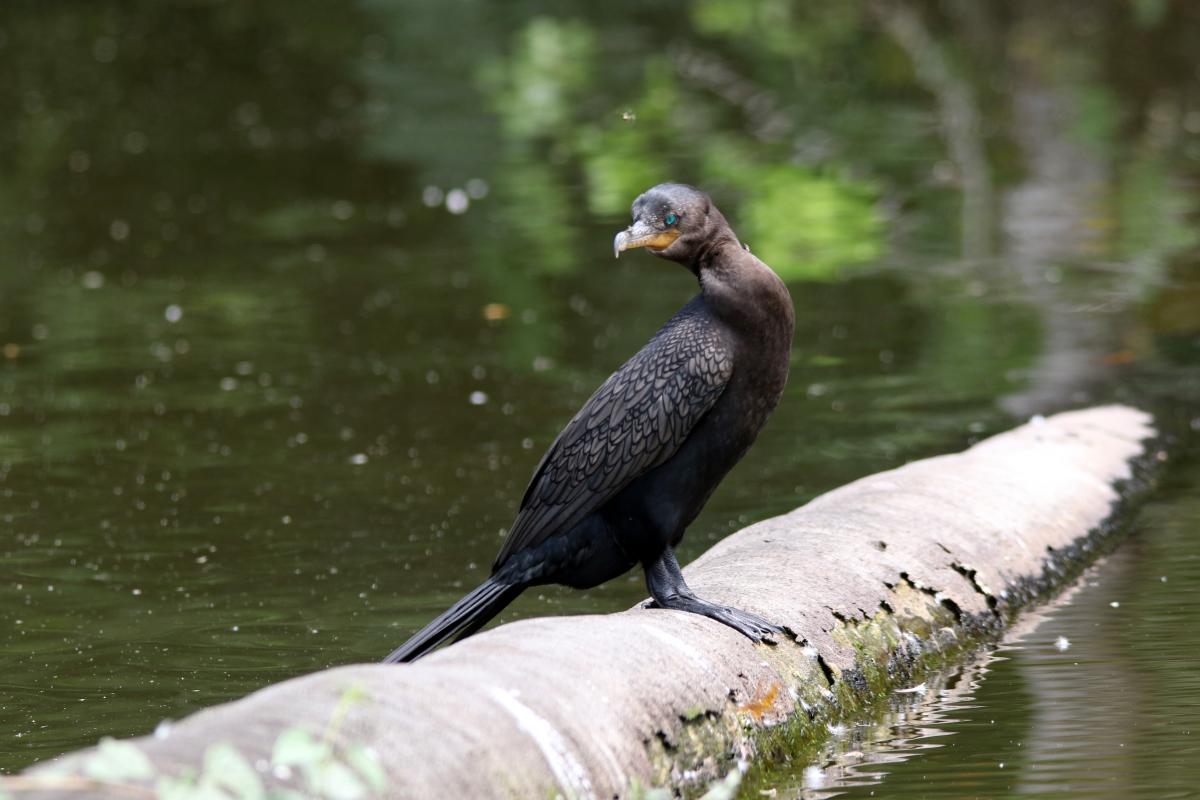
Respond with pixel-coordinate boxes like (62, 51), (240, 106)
(81, 738), (155, 783)
(263, 790), (307, 800)
(343, 744), (386, 793)
(641, 789), (672, 800)
(626, 780), (671, 800)
(312, 761), (366, 800)
(698, 769), (742, 800)
(204, 742), (265, 800)
(338, 684), (368, 706)
(155, 774), (199, 800)
(271, 728), (328, 768)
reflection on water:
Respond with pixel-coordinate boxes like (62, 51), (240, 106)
(759, 455), (1200, 800)
(1, 0), (1199, 790)
(788, 652), (992, 797)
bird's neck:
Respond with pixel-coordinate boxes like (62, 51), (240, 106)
(690, 227), (741, 274)
(696, 239), (793, 337)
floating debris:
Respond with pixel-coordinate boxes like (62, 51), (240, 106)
(466, 178), (489, 199)
(482, 303), (510, 321)
(446, 188), (469, 215)
(896, 682), (927, 695)
(1054, 636), (1070, 652)
(421, 186), (444, 207)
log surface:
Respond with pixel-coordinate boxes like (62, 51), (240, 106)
(20, 405), (1156, 799)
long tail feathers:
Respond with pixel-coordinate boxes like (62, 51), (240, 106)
(382, 578), (521, 664)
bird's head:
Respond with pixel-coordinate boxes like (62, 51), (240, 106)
(613, 183), (732, 266)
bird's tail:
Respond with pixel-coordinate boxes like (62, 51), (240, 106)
(382, 577), (522, 664)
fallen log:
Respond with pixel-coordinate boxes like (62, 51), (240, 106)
(15, 405), (1157, 799)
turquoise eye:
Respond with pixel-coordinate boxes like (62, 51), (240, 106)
(665, 213), (678, 226)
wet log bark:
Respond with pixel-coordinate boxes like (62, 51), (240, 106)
(17, 405), (1156, 799)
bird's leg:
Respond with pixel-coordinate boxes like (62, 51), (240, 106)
(643, 548), (781, 643)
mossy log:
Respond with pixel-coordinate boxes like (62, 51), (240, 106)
(17, 406), (1156, 799)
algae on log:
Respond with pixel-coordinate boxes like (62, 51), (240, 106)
(17, 405), (1157, 799)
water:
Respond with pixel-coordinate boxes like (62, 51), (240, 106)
(1, 1), (1199, 794)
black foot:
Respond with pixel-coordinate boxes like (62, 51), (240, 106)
(647, 596), (781, 643)
(642, 547), (781, 644)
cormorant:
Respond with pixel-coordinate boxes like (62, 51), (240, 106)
(383, 183), (795, 663)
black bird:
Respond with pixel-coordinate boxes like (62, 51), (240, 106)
(384, 183), (795, 663)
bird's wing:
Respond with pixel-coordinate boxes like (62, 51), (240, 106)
(493, 311), (732, 570)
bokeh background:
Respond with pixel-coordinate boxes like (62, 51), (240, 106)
(2, 1), (1198, 796)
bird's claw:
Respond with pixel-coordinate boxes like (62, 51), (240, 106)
(712, 605), (782, 644)
(644, 596), (781, 645)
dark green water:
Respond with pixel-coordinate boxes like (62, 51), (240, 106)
(1, 1), (1198, 796)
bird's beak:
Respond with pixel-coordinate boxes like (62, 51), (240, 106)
(614, 219), (680, 259)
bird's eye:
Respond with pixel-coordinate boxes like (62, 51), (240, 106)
(665, 213), (679, 226)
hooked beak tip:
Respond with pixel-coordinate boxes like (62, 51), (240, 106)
(613, 230), (629, 259)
